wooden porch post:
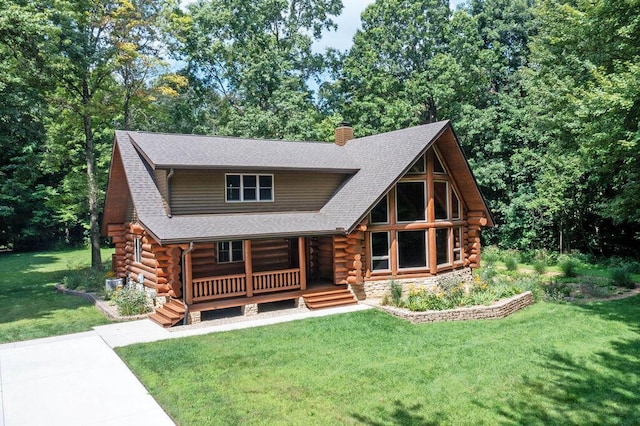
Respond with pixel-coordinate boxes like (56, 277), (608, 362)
(427, 150), (437, 274)
(298, 236), (307, 290)
(185, 249), (193, 305)
(245, 240), (253, 297)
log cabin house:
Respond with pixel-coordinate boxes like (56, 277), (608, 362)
(102, 121), (492, 326)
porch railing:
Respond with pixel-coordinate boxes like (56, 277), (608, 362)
(252, 268), (301, 294)
(190, 268), (301, 303)
(192, 273), (247, 302)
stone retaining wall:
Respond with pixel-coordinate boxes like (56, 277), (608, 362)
(350, 268), (474, 300)
(376, 291), (534, 324)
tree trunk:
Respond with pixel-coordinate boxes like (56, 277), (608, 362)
(83, 81), (102, 270)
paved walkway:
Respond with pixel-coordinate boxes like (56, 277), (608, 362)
(0, 304), (371, 426)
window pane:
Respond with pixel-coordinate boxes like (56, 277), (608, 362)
(243, 175), (256, 188)
(372, 259), (389, 271)
(370, 196), (388, 223)
(451, 188), (460, 219)
(436, 228), (450, 265)
(408, 155), (426, 174)
(371, 232), (389, 257)
(434, 181), (448, 220)
(226, 175), (241, 201)
(231, 241), (243, 261)
(243, 188), (257, 200)
(371, 232), (389, 272)
(218, 242), (230, 263)
(434, 153), (446, 174)
(453, 226), (462, 262)
(259, 188), (273, 200)
(398, 231), (427, 269)
(259, 175), (272, 188)
(396, 182), (425, 222)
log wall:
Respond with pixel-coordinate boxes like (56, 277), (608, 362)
(333, 230), (365, 285)
(191, 238), (292, 279)
(107, 222), (182, 298)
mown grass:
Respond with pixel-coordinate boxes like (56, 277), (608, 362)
(0, 248), (114, 343)
(117, 296), (640, 425)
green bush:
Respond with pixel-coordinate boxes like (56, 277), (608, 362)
(481, 246), (501, 264)
(609, 267), (635, 289)
(558, 256), (580, 278)
(114, 286), (152, 316)
(544, 280), (572, 302)
(504, 256), (519, 271)
(62, 265), (106, 292)
(478, 264), (497, 282)
(533, 260), (547, 275)
(390, 280), (403, 306)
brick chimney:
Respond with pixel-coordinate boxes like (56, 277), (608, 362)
(335, 122), (354, 146)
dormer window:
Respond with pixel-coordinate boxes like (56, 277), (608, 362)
(226, 174), (273, 202)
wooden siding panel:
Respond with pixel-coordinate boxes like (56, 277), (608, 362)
(170, 170), (349, 215)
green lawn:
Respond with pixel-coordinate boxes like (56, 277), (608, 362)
(0, 248), (114, 343)
(117, 296), (640, 425)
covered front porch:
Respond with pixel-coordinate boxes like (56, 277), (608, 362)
(180, 236), (351, 314)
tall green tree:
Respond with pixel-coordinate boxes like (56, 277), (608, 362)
(176, 0), (342, 140)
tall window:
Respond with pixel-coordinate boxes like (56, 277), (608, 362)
(397, 231), (427, 269)
(217, 241), (244, 263)
(434, 181), (448, 220)
(370, 232), (390, 271)
(436, 228), (450, 265)
(226, 174), (273, 202)
(451, 188), (461, 219)
(134, 237), (142, 263)
(396, 181), (426, 222)
(453, 226), (463, 263)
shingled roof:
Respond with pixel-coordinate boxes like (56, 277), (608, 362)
(102, 121), (493, 244)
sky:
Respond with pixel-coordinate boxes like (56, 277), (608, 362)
(313, 0), (466, 53)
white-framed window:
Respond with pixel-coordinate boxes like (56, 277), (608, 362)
(217, 240), (244, 263)
(434, 150), (447, 174)
(451, 187), (461, 220)
(225, 174), (274, 202)
(436, 228), (450, 266)
(453, 226), (463, 263)
(434, 181), (449, 220)
(407, 154), (426, 174)
(396, 181), (426, 222)
(397, 230), (428, 270)
(370, 231), (390, 272)
(134, 237), (142, 263)
(370, 195), (389, 224)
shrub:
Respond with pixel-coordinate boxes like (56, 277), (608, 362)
(389, 280), (403, 306)
(558, 256), (580, 278)
(504, 256), (519, 272)
(610, 267), (635, 289)
(544, 280), (572, 302)
(62, 265), (106, 292)
(114, 286), (152, 316)
(533, 260), (547, 275)
(478, 264), (497, 282)
(481, 246), (501, 264)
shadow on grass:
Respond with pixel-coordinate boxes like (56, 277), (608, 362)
(351, 400), (443, 425)
(489, 296), (640, 425)
(0, 253), (96, 323)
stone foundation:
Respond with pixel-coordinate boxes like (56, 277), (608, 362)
(242, 303), (258, 316)
(350, 268), (474, 300)
(187, 311), (201, 324)
(377, 291), (534, 324)
(295, 297), (306, 309)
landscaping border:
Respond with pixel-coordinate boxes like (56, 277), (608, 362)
(376, 291), (534, 324)
(55, 284), (149, 321)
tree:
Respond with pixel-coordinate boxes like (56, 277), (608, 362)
(176, 0), (342, 140)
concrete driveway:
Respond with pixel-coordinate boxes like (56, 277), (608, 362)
(0, 331), (174, 426)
